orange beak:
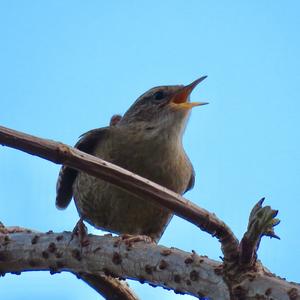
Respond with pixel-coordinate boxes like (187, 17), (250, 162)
(171, 76), (208, 109)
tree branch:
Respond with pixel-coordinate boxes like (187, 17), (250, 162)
(0, 222), (139, 300)
(0, 125), (239, 262)
(1, 229), (299, 300)
(0, 229), (230, 299)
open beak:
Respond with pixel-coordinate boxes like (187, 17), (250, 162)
(171, 76), (208, 109)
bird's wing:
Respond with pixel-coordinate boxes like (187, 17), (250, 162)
(55, 127), (109, 209)
(184, 163), (195, 194)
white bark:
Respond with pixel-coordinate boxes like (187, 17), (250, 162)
(0, 231), (229, 299)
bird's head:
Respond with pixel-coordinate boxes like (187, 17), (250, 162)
(119, 76), (208, 138)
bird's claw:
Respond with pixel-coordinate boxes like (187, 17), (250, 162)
(114, 234), (154, 248)
(70, 218), (89, 247)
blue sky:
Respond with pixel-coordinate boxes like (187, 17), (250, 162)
(0, 1), (299, 299)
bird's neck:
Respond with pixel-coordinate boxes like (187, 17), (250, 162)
(118, 122), (185, 153)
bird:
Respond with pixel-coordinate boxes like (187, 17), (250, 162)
(56, 77), (208, 243)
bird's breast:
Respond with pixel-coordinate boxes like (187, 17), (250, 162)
(100, 128), (191, 193)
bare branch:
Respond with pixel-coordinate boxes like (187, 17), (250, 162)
(235, 267), (300, 300)
(0, 222), (139, 300)
(0, 125), (239, 262)
(0, 229), (230, 299)
(1, 229), (299, 300)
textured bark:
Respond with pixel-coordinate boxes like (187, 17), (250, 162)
(0, 230), (299, 300)
(0, 223), (139, 300)
(0, 230), (230, 299)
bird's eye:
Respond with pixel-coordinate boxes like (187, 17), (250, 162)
(153, 91), (165, 101)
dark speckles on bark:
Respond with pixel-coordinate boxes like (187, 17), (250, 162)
(31, 235), (39, 244)
(265, 288), (272, 296)
(174, 274), (181, 283)
(184, 256), (194, 264)
(56, 235), (64, 241)
(145, 264), (154, 275)
(159, 259), (168, 270)
(42, 251), (49, 259)
(48, 242), (57, 253)
(186, 279), (191, 286)
(190, 270), (199, 281)
(71, 249), (82, 261)
(112, 252), (122, 265)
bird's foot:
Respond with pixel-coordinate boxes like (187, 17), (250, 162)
(116, 234), (154, 247)
(70, 218), (89, 247)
